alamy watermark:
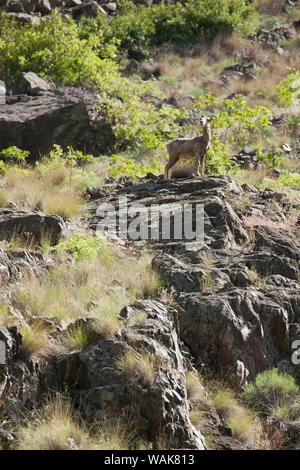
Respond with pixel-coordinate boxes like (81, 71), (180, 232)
(95, 196), (204, 250)
(0, 340), (5, 365)
(291, 340), (300, 366)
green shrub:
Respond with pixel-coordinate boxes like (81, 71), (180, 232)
(213, 97), (272, 150)
(278, 172), (300, 190)
(277, 71), (300, 106)
(55, 233), (114, 263)
(107, 0), (258, 48)
(0, 11), (118, 88)
(243, 368), (299, 412)
(256, 146), (284, 169)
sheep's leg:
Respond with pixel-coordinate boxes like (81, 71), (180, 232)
(200, 155), (205, 177)
(164, 155), (179, 181)
(194, 154), (200, 177)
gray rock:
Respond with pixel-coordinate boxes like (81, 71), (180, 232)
(14, 72), (52, 96)
(0, 80), (6, 105)
(56, 300), (206, 449)
(71, 1), (106, 19)
(6, 11), (40, 23)
(0, 89), (115, 159)
(0, 209), (67, 243)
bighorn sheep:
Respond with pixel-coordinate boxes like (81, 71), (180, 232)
(164, 116), (214, 181)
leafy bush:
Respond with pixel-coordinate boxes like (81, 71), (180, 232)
(0, 11), (118, 88)
(107, 0), (258, 48)
(243, 368), (299, 412)
(97, 98), (182, 151)
(277, 71), (300, 106)
(278, 172), (300, 190)
(55, 233), (114, 263)
(213, 97), (272, 150)
(0, 146), (29, 166)
(205, 135), (233, 174)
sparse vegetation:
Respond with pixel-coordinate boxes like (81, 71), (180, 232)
(9, 235), (161, 359)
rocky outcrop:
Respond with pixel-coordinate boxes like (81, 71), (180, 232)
(55, 299), (205, 449)
(0, 76), (115, 159)
(0, 325), (56, 447)
(0, 209), (67, 244)
(219, 63), (257, 84)
(252, 25), (296, 49)
(0, 0), (117, 20)
(13, 72), (53, 97)
(87, 174), (300, 386)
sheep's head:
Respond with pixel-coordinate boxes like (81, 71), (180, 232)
(200, 115), (215, 126)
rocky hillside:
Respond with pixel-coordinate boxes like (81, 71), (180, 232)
(0, 0), (300, 452)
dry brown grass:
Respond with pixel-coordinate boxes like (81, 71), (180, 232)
(0, 166), (85, 219)
(156, 34), (245, 99)
(155, 32), (298, 108)
(229, 51), (290, 107)
(254, 0), (286, 15)
(117, 350), (156, 387)
(186, 371), (205, 404)
(213, 389), (263, 446)
(232, 168), (267, 186)
(14, 395), (136, 450)
(0, 159), (109, 219)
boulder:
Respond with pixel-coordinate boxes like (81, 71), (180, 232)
(0, 87), (115, 159)
(14, 72), (52, 96)
(0, 209), (67, 244)
(35, 0), (51, 14)
(56, 300), (206, 449)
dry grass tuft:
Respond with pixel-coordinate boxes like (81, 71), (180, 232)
(254, 0), (286, 15)
(7, 239), (161, 359)
(0, 166), (85, 219)
(186, 371), (205, 404)
(117, 350), (156, 387)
